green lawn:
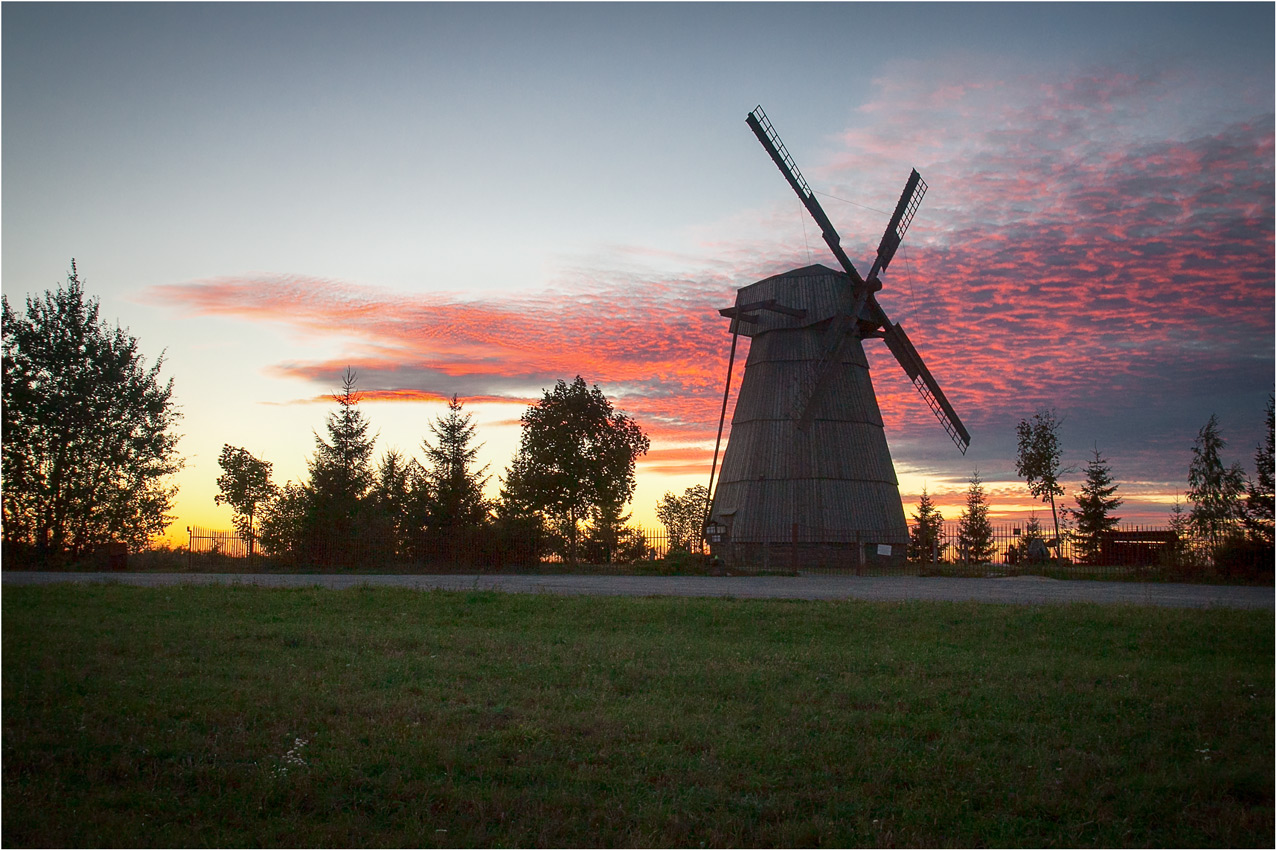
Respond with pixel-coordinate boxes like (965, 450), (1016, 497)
(3, 585), (1272, 847)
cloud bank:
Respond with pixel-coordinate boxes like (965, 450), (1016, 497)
(152, 65), (1274, 503)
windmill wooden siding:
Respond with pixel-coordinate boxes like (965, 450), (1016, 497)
(710, 265), (908, 568)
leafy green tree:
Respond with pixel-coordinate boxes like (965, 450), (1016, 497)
(1244, 394), (1274, 546)
(1187, 414), (1246, 551)
(501, 377), (649, 563)
(906, 486), (945, 565)
(1015, 409), (1068, 561)
(1071, 447), (1123, 564)
(957, 471), (995, 565)
(257, 480), (309, 563)
(656, 484), (710, 551)
(497, 450), (543, 526)
(492, 464), (549, 565)
(2, 261), (183, 562)
(214, 445), (275, 558)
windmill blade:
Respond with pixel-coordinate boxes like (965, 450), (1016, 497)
(881, 322), (971, 454)
(746, 107), (877, 428)
(868, 169), (927, 281)
(746, 106), (865, 286)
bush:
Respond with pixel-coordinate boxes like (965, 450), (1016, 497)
(661, 548), (710, 574)
(1213, 537), (1275, 582)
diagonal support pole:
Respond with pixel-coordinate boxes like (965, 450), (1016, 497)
(704, 322), (742, 538)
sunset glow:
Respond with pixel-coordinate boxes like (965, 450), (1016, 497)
(4, 3), (1271, 541)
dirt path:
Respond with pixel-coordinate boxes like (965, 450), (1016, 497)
(3, 571), (1272, 609)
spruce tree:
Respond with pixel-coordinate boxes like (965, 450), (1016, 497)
(586, 499), (646, 564)
(421, 395), (490, 536)
(368, 448), (414, 558)
(309, 369), (375, 506)
(306, 368), (376, 563)
(1072, 447), (1123, 564)
(957, 471), (995, 565)
(907, 486), (945, 564)
(1167, 493), (1193, 567)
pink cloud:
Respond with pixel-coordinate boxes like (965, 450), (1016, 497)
(151, 65), (1273, 512)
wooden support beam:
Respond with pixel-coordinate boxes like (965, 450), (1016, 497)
(720, 298), (807, 320)
(718, 307), (760, 323)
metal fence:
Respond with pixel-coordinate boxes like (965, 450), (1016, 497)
(182, 521), (1201, 574)
(715, 522), (1196, 578)
(187, 526), (253, 559)
(185, 524), (678, 569)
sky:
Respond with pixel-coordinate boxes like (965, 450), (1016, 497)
(3, 2), (1273, 543)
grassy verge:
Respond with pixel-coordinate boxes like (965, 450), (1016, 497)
(3, 586), (1272, 847)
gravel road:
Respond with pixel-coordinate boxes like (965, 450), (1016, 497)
(4, 571), (1272, 609)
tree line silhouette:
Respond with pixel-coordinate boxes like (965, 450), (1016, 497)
(3, 263), (1273, 577)
(218, 371), (650, 568)
(899, 404), (1274, 576)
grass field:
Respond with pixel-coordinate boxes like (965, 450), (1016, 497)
(3, 585), (1272, 847)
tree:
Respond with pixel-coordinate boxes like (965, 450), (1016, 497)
(656, 484), (710, 552)
(309, 369), (376, 505)
(501, 377), (649, 563)
(2, 261), (183, 562)
(1187, 414), (1246, 551)
(906, 486), (945, 565)
(420, 395), (490, 539)
(1166, 493), (1194, 567)
(305, 368), (377, 564)
(1243, 394), (1274, 547)
(1007, 513), (1049, 566)
(956, 471), (995, 565)
(1071, 446), (1123, 565)
(366, 449), (416, 560)
(214, 445), (275, 558)
(585, 500), (647, 564)
(257, 480), (309, 563)
(1015, 409), (1068, 561)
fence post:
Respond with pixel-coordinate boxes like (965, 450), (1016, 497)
(187, 526), (193, 571)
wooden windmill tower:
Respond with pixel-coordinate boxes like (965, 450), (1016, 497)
(705, 106), (970, 570)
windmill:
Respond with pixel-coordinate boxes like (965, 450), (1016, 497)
(704, 106), (969, 570)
